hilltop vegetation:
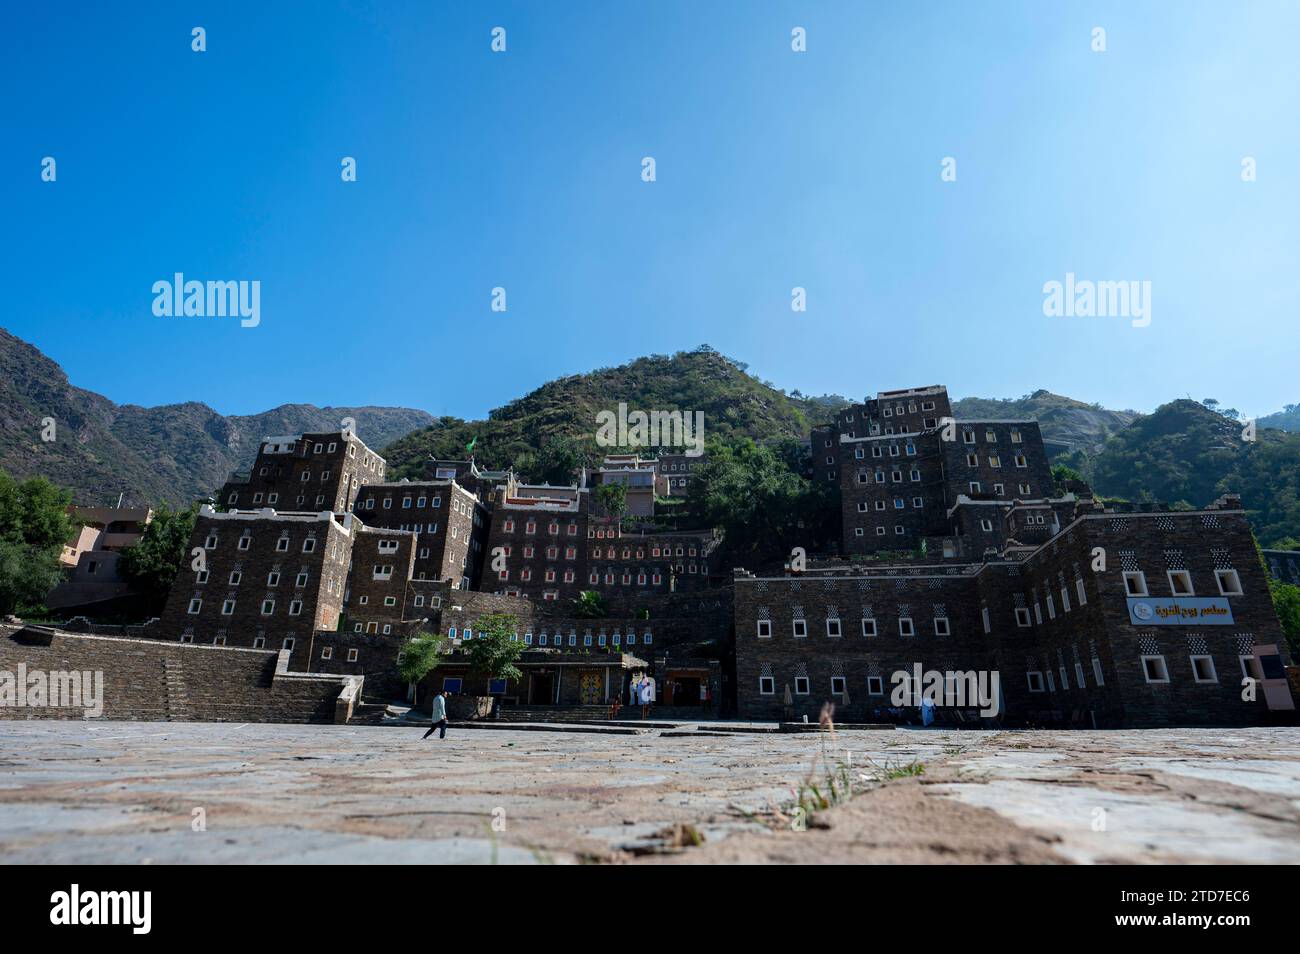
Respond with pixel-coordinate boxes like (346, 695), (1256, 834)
(1057, 399), (1300, 547)
(0, 327), (433, 506)
(950, 390), (1138, 455)
(383, 346), (851, 479)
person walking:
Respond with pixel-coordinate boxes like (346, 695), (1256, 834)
(422, 690), (448, 740)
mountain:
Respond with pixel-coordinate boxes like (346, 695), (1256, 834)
(382, 346), (849, 480)
(1057, 399), (1300, 548)
(0, 327), (434, 506)
(1259, 405), (1300, 433)
(951, 390), (1139, 456)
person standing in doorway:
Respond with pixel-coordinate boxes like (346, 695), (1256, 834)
(422, 690), (448, 740)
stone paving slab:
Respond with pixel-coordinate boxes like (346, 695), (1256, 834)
(0, 722), (1296, 864)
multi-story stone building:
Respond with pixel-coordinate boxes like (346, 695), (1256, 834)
(485, 479), (591, 602)
(158, 506), (354, 658)
(218, 430), (386, 514)
(830, 385), (1054, 555)
(352, 478), (489, 589)
(735, 493), (1296, 727)
(655, 451), (707, 496)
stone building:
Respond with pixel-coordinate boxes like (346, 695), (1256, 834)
(158, 506), (354, 659)
(735, 493), (1296, 727)
(218, 430), (385, 514)
(655, 452), (707, 496)
(352, 478), (489, 589)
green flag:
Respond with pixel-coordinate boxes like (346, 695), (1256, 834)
(466, 436), (477, 453)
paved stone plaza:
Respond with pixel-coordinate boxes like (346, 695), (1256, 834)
(1, 721), (1297, 864)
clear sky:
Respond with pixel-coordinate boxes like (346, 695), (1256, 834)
(3, 1), (1298, 422)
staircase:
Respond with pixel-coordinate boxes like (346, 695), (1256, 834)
(162, 658), (190, 722)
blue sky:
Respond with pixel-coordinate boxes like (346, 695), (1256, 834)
(3, 1), (1298, 422)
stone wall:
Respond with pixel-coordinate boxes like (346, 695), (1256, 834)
(0, 625), (357, 724)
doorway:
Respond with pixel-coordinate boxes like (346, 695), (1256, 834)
(529, 672), (555, 705)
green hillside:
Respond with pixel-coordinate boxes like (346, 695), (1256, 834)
(951, 390), (1139, 455)
(382, 346), (850, 479)
(0, 327), (433, 506)
(1058, 399), (1300, 547)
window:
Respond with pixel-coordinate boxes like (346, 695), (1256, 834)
(1123, 571), (1148, 597)
(792, 619), (808, 638)
(282, 637), (295, 651)
(1240, 655), (1264, 681)
(1215, 569), (1243, 596)
(759, 676), (775, 695)
(1093, 658), (1105, 686)
(1167, 570), (1194, 596)
(1074, 662), (1086, 687)
(1026, 671), (1045, 692)
(831, 676), (847, 695)
(1191, 656), (1217, 684)
(267, 572), (280, 587)
(1015, 607), (1032, 627)
(934, 617), (950, 636)
(1141, 655), (1170, 683)
(898, 617), (914, 637)
(867, 676), (884, 694)
(862, 618), (876, 637)
(321, 646), (333, 660)
(195, 570), (208, 584)
(238, 535), (252, 551)
(980, 519), (994, 532)
(261, 600), (275, 615)
(302, 537), (316, 553)
(1076, 578), (1088, 605)
(443, 677), (463, 694)
(347, 649), (359, 662)
(794, 676), (810, 695)
(187, 598), (202, 615)
(826, 618), (842, 638)
(221, 599), (236, 615)
(981, 607), (990, 633)
(289, 600), (302, 616)
(756, 620), (772, 638)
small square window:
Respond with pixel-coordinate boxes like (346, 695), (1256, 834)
(759, 676), (775, 695)
(1215, 569), (1242, 596)
(1167, 570), (1194, 596)
(1141, 655), (1170, 683)
(861, 618), (877, 637)
(794, 676), (810, 695)
(1123, 572), (1148, 597)
(792, 619), (808, 638)
(831, 676), (847, 695)
(1191, 655), (1217, 683)
(756, 619), (772, 638)
(867, 676), (884, 695)
(1026, 671), (1045, 692)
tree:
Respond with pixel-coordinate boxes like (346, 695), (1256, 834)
(118, 503), (199, 616)
(0, 470), (76, 617)
(593, 481), (627, 521)
(1270, 581), (1300, 657)
(466, 612), (524, 685)
(685, 438), (828, 566)
(533, 436), (587, 486)
(396, 632), (447, 704)
(571, 590), (607, 618)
